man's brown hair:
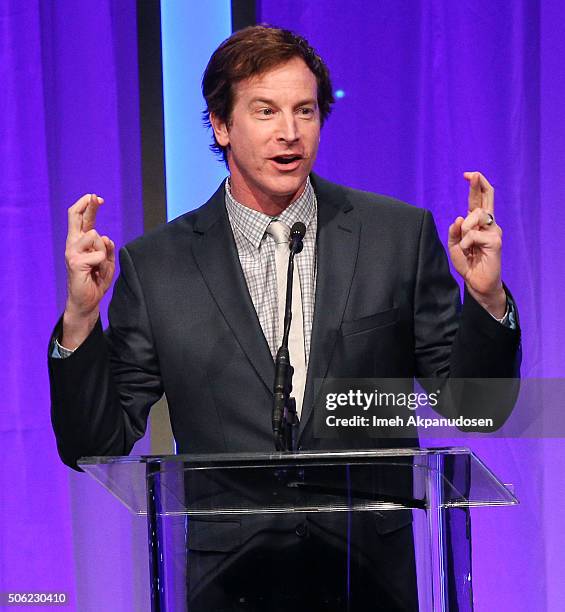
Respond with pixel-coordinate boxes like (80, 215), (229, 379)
(202, 25), (334, 163)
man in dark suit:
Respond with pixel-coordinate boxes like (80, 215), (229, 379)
(49, 26), (520, 610)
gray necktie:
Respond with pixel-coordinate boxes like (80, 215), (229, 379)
(266, 221), (306, 419)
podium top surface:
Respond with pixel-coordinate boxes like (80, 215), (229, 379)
(78, 447), (518, 516)
(80, 446), (472, 466)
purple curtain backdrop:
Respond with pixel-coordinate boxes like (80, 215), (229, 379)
(258, 1), (564, 610)
(1, 1), (149, 610)
(2, 1), (565, 610)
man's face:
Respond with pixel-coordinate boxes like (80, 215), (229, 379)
(211, 57), (321, 213)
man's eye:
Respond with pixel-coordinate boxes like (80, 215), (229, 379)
(298, 107), (314, 116)
(259, 108), (274, 116)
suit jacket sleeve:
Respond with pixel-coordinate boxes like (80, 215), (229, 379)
(413, 210), (521, 422)
(48, 246), (163, 470)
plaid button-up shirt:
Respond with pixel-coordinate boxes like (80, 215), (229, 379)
(224, 177), (317, 364)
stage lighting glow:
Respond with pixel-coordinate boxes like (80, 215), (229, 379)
(161, 1), (232, 221)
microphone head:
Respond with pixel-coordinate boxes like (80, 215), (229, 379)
(290, 222), (306, 240)
(289, 222), (306, 254)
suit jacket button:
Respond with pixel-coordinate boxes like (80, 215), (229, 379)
(295, 522), (308, 538)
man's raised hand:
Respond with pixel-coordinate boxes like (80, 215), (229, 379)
(61, 193), (115, 349)
(448, 172), (506, 318)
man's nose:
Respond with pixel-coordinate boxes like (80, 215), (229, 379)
(276, 113), (299, 142)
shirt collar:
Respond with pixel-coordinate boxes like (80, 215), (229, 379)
(225, 177), (316, 250)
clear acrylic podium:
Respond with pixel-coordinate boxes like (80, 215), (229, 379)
(79, 448), (517, 611)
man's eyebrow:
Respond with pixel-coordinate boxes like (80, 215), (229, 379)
(294, 98), (318, 107)
(248, 97), (276, 107)
(247, 97), (318, 107)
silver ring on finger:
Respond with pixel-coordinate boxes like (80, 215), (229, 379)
(486, 213), (495, 226)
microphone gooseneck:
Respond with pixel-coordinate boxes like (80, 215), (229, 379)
(272, 221), (306, 451)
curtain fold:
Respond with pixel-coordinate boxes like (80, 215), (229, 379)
(1, 1), (148, 609)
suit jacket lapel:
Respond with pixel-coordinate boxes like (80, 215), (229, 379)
(299, 175), (361, 436)
(191, 184), (275, 395)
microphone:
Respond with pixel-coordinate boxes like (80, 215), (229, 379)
(290, 222), (306, 254)
(272, 221), (306, 452)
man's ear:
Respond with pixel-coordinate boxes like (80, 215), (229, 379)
(209, 113), (230, 147)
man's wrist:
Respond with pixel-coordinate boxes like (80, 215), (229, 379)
(54, 338), (76, 358)
(61, 307), (99, 350)
(491, 302), (509, 324)
(466, 284), (507, 319)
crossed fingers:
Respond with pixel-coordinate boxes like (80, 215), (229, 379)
(464, 171), (494, 214)
(67, 193), (104, 241)
(66, 193), (114, 267)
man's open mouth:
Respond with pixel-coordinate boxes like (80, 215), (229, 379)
(271, 155), (302, 165)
